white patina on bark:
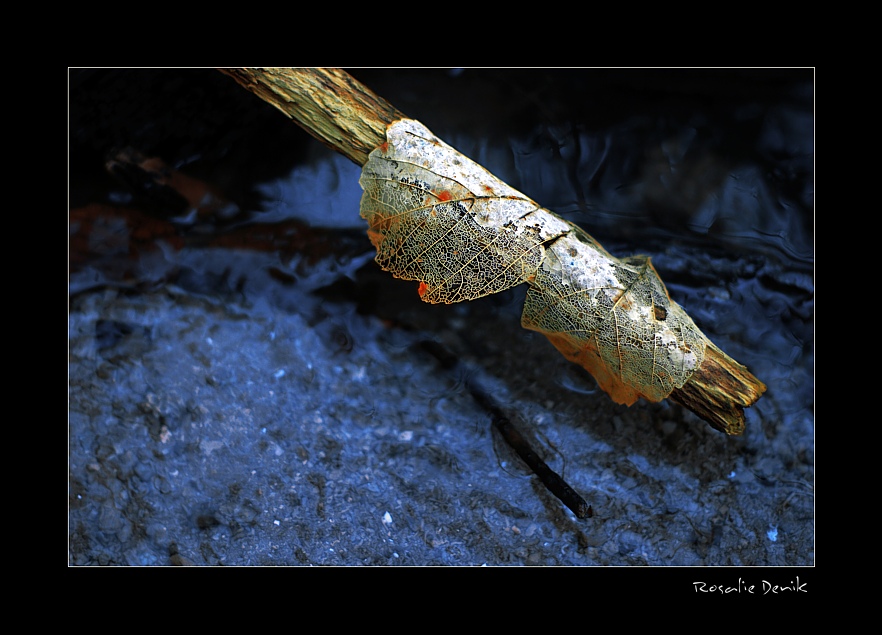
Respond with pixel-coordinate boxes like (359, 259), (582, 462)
(359, 119), (709, 405)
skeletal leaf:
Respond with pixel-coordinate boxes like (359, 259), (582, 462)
(521, 231), (706, 404)
(359, 119), (710, 406)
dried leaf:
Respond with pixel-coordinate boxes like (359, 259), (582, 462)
(359, 119), (710, 406)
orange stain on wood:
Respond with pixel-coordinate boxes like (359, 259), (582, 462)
(542, 330), (644, 406)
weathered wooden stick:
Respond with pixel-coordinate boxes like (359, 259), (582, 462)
(220, 68), (400, 166)
(219, 67), (766, 435)
(669, 342), (766, 435)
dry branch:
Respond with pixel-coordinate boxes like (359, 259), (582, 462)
(220, 68), (401, 166)
(219, 67), (766, 435)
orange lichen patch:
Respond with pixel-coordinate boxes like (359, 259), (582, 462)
(436, 190), (453, 202)
(418, 281), (429, 298)
(379, 142), (389, 153)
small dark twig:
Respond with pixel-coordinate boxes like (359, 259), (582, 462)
(420, 340), (592, 519)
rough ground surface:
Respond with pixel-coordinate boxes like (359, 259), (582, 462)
(69, 69), (814, 569)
